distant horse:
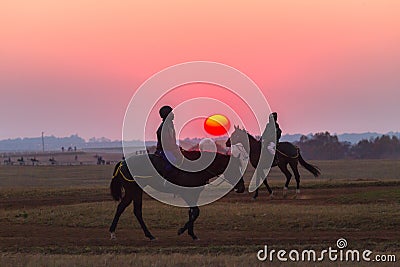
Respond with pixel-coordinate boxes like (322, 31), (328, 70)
(30, 157), (39, 166)
(17, 157), (25, 166)
(226, 126), (320, 199)
(49, 157), (57, 165)
(97, 157), (105, 165)
(3, 157), (13, 165)
(109, 150), (245, 240)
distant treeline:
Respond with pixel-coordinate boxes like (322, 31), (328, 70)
(295, 132), (400, 160)
(0, 134), (156, 151)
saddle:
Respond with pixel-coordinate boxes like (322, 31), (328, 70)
(148, 153), (183, 182)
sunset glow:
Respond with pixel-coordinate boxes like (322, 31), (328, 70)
(1, 1), (399, 140)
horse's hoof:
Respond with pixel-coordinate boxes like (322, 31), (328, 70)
(269, 193), (274, 199)
(252, 197), (257, 201)
(191, 235), (199, 241)
(178, 228), (185, 236)
(110, 232), (116, 240)
(296, 189), (301, 194)
(147, 235), (156, 241)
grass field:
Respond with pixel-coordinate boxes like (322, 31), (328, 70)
(0, 158), (399, 266)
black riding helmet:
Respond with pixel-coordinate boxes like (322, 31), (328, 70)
(269, 112), (278, 121)
(159, 105), (173, 120)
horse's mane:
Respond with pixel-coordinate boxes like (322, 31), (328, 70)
(237, 127), (260, 143)
(246, 131), (260, 143)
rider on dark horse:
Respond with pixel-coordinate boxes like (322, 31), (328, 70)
(261, 112), (282, 165)
(155, 105), (182, 178)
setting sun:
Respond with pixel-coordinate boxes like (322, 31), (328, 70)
(204, 114), (231, 136)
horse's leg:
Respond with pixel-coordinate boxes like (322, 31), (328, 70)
(253, 168), (273, 199)
(177, 208), (189, 235)
(132, 184), (155, 240)
(252, 168), (261, 199)
(234, 178), (245, 193)
(278, 162), (292, 198)
(253, 188), (259, 200)
(289, 160), (301, 196)
(263, 179), (274, 199)
(253, 179), (273, 200)
(178, 207), (200, 240)
(187, 207), (200, 240)
(109, 192), (133, 240)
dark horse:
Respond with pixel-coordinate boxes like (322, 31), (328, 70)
(109, 150), (245, 240)
(226, 126), (320, 199)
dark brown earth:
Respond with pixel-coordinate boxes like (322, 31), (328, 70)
(0, 185), (394, 210)
(1, 185), (399, 254)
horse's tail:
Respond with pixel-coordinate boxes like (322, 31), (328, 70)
(110, 162), (123, 201)
(298, 149), (321, 177)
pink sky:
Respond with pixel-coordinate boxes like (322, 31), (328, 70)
(1, 0), (399, 140)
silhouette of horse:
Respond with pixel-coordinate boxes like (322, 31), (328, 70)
(49, 157), (57, 165)
(109, 150), (245, 241)
(30, 157), (39, 166)
(226, 126), (320, 199)
(17, 157), (25, 166)
(3, 157), (13, 165)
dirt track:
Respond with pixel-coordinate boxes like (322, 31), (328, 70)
(0, 185), (394, 209)
(1, 222), (398, 253)
(1, 185), (399, 254)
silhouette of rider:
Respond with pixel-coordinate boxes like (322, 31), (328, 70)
(261, 112), (282, 165)
(262, 112), (281, 144)
(155, 106), (181, 177)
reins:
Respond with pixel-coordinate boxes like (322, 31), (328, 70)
(112, 161), (152, 182)
(275, 146), (299, 159)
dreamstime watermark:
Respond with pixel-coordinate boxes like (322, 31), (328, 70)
(257, 238), (396, 263)
(122, 61), (276, 207)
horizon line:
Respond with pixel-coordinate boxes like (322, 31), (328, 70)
(1, 131), (400, 142)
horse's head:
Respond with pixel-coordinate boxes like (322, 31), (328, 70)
(226, 125), (249, 147)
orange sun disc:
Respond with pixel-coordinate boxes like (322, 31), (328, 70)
(204, 114), (231, 136)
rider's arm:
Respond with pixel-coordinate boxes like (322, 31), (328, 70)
(163, 126), (179, 150)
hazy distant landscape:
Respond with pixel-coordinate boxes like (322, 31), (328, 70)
(1, 132), (399, 152)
